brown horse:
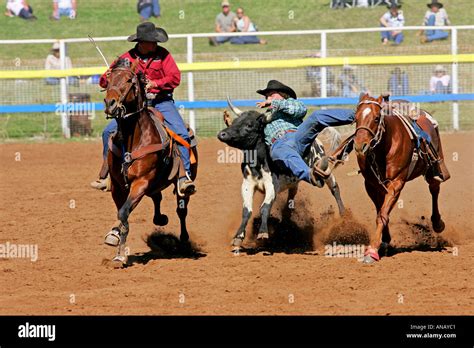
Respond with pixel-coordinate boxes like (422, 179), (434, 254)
(353, 94), (448, 263)
(102, 59), (198, 266)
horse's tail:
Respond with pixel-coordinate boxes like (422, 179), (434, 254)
(320, 126), (342, 153)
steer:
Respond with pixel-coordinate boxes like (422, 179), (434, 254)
(217, 98), (345, 251)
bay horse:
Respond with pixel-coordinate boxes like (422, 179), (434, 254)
(353, 93), (448, 264)
(102, 59), (198, 266)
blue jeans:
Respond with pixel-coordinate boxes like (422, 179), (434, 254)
(140, 0), (160, 19)
(381, 25), (404, 45)
(230, 35), (261, 44)
(425, 15), (449, 42)
(102, 99), (191, 176)
(270, 108), (355, 183)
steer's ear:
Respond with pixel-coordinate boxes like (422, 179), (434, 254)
(223, 110), (233, 127)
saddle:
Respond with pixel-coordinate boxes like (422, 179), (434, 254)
(382, 102), (440, 179)
(108, 107), (197, 185)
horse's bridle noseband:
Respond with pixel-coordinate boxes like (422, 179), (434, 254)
(354, 100), (385, 148)
(106, 67), (145, 119)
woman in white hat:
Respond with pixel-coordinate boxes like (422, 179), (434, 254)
(430, 65), (451, 94)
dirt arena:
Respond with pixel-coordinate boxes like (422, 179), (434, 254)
(0, 132), (473, 315)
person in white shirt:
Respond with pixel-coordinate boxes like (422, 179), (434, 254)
(50, 0), (76, 20)
(231, 7), (266, 45)
(380, 3), (404, 45)
(45, 42), (74, 85)
(420, 1), (450, 43)
(4, 0), (36, 20)
(430, 65), (451, 94)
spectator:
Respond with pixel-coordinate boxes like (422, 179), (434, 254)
(305, 53), (338, 97)
(137, 0), (160, 21)
(44, 42), (76, 85)
(338, 65), (369, 98)
(420, 1), (450, 43)
(230, 7), (266, 45)
(209, 1), (236, 46)
(50, 0), (76, 20)
(379, 2), (404, 45)
(387, 67), (409, 95)
(430, 65), (451, 94)
(4, 0), (36, 20)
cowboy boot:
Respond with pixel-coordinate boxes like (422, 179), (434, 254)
(90, 159), (110, 191)
(176, 157), (196, 197)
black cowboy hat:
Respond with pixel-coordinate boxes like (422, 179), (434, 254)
(427, 0), (443, 9)
(257, 80), (297, 99)
(127, 22), (169, 43)
(387, 2), (402, 9)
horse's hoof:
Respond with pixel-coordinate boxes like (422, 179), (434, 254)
(232, 237), (243, 247)
(153, 214), (169, 226)
(104, 229), (120, 247)
(362, 255), (377, 264)
(257, 232), (269, 240)
(432, 218), (445, 233)
(363, 247), (380, 264)
(112, 255), (127, 268)
(232, 245), (241, 254)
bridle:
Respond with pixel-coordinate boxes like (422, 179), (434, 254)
(355, 99), (385, 150)
(106, 67), (146, 119)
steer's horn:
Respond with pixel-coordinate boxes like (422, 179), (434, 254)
(226, 96), (243, 117)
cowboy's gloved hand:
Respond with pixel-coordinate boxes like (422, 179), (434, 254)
(145, 79), (157, 91)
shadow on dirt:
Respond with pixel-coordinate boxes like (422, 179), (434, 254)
(125, 230), (206, 267)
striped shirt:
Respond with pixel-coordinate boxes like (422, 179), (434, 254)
(264, 98), (307, 145)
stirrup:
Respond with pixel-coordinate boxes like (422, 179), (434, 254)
(104, 229), (120, 247)
(177, 175), (196, 197)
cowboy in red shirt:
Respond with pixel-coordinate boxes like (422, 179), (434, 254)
(91, 22), (195, 196)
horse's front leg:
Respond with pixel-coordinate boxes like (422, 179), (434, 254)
(108, 176), (150, 266)
(364, 178), (404, 264)
(257, 172), (276, 241)
(176, 195), (190, 243)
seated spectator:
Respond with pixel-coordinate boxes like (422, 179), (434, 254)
(230, 7), (266, 45)
(45, 42), (77, 85)
(420, 1), (450, 43)
(50, 0), (76, 20)
(4, 0), (36, 20)
(430, 65), (451, 94)
(387, 67), (409, 95)
(209, 1), (236, 46)
(305, 53), (338, 97)
(380, 2), (404, 45)
(338, 65), (369, 98)
(137, 0), (160, 21)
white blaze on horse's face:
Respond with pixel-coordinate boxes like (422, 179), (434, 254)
(362, 107), (371, 120)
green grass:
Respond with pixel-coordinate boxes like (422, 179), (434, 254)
(0, 0), (473, 140)
(0, 0), (473, 63)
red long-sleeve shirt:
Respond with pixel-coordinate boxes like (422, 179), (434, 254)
(99, 45), (181, 95)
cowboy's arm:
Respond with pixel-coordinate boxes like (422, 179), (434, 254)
(269, 99), (307, 120)
(146, 51), (181, 92)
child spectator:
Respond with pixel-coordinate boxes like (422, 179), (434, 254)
(387, 67), (409, 95)
(231, 7), (266, 45)
(137, 0), (160, 21)
(380, 3), (404, 45)
(430, 65), (451, 94)
(50, 0), (76, 20)
(209, 1), (236, 46)
(4, 0), (36, 20)
(420, 1), (450, 43)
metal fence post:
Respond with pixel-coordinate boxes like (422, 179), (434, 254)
(59, 39), (70, 138)
(186, 35), (196, 133)
(451, 28), (459, 131)
(320, 32), (328, 108)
